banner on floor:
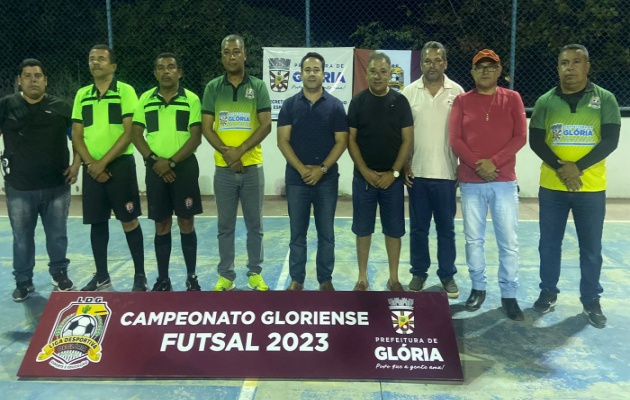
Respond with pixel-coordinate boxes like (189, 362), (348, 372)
(18, 291), (463, 381)
(262, 47), (354, 119)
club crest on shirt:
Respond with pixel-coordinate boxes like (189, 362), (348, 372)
(245, 88), (255, 100)
(551, 123), (563, 142)
(219, 111), (229, 127)
(589, 96), (601, 109)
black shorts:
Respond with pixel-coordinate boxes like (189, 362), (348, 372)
(146, 154), (202, 221)
(82, 154), (142, 224)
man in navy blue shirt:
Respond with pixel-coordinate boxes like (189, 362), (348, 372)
(277, 52), (348, 291)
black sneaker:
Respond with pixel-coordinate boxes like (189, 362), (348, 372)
(440, 277), (460, 298)
(12, 280), (35, 302)
(502, 298), (525, 321)
(132, 274), (148, 292)
(51, 270), (74, 291)
(81, 274), (112, 291)
(583, 298), (606, 328)
(152, 277), (173, 292)
(186, 274), (201, 291)
(533, 288), (557, 313)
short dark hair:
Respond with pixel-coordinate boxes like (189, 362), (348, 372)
(368, 51), (391, 68)
(421, 41), (447, 61)
(300, 52), (325, 72)
(90, 44), (117, 64)
(559, 44), (589, 62)
(18, 58), (46, 76)
(221, 34), (245, 52)
(155, 52), (181, 70)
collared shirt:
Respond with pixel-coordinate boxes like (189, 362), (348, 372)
(530, 81), (621, 191)
(449, 87), (527, 183)
(277, 90), (348, 186)
(402, 74), (464, 180)
(71, 79), (138, 160)
(201, 74), (271, 166)
(132, 86), (201, 159)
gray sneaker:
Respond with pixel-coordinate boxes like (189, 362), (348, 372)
(440, 277), (459, 298)
(408, 275), (426, 292)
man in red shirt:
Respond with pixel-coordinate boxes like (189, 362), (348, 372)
(449, 49), (527, 320)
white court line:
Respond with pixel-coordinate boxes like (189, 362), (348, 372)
(237, 380), (258, 400)
(237, 249), (289, 399)
(1, 215), (630, 223)
(274, 249), (291, 291)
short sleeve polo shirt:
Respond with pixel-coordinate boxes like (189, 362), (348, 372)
(277, 90), (348, 186)
(132, 86), (201, 158)
(201, 74), (271, 166)
(72, 79), (138, 160)
(530, 82), (621, 191)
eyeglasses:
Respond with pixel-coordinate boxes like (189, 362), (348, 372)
(473, 65), (499, 73)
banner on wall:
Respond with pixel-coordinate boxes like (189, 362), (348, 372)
(262, 47), (354, 119)
(353, 49), (422, 95)
(19, 291), (463, 381)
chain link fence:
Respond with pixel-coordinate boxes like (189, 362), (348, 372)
(1, 0), (629, 107)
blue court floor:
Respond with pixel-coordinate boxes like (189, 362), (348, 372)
(1, 214), (629, 399)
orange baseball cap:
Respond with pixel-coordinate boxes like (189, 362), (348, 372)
(473, 49), (500, 65)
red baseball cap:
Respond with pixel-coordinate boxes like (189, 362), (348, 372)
(473, 49), (500, 65)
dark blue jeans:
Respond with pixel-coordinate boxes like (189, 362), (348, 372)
(408, 178), (457, 280)
(286, 178), (338, 284)
(538, 187), (606, 301)
(5, 182), (71, 283)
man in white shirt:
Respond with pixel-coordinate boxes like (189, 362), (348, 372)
(402, 41), (464, 297)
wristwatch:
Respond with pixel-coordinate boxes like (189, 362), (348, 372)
(168, 158), (176, 169)
(392, 170), (400, 178)
(320, 163), (328, 174)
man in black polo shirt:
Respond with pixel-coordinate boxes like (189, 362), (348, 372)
(132, 53), (203, 291)
(277, 52), (348, 291)
(0, 59), (79, 301)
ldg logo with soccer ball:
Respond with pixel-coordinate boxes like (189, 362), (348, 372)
(36, 297), (111, 371)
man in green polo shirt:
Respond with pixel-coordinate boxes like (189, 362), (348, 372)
(132, 52), (203, 292)
(201, 34), (272, 291)
(72, 44), (146, 292)
(529, 44), (621, 328)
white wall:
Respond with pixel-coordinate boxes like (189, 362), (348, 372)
(1, 118), (628, 198)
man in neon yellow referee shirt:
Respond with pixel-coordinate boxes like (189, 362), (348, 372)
(72, 45), (146, 292)
(201, 34), (272, 292)
(529, 44), (621, 328)
(132, 53), (202, 292)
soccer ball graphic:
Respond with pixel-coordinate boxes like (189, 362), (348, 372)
(61, 314), (97, 338)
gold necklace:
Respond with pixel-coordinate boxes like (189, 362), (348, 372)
(480, 91), (497, 121)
